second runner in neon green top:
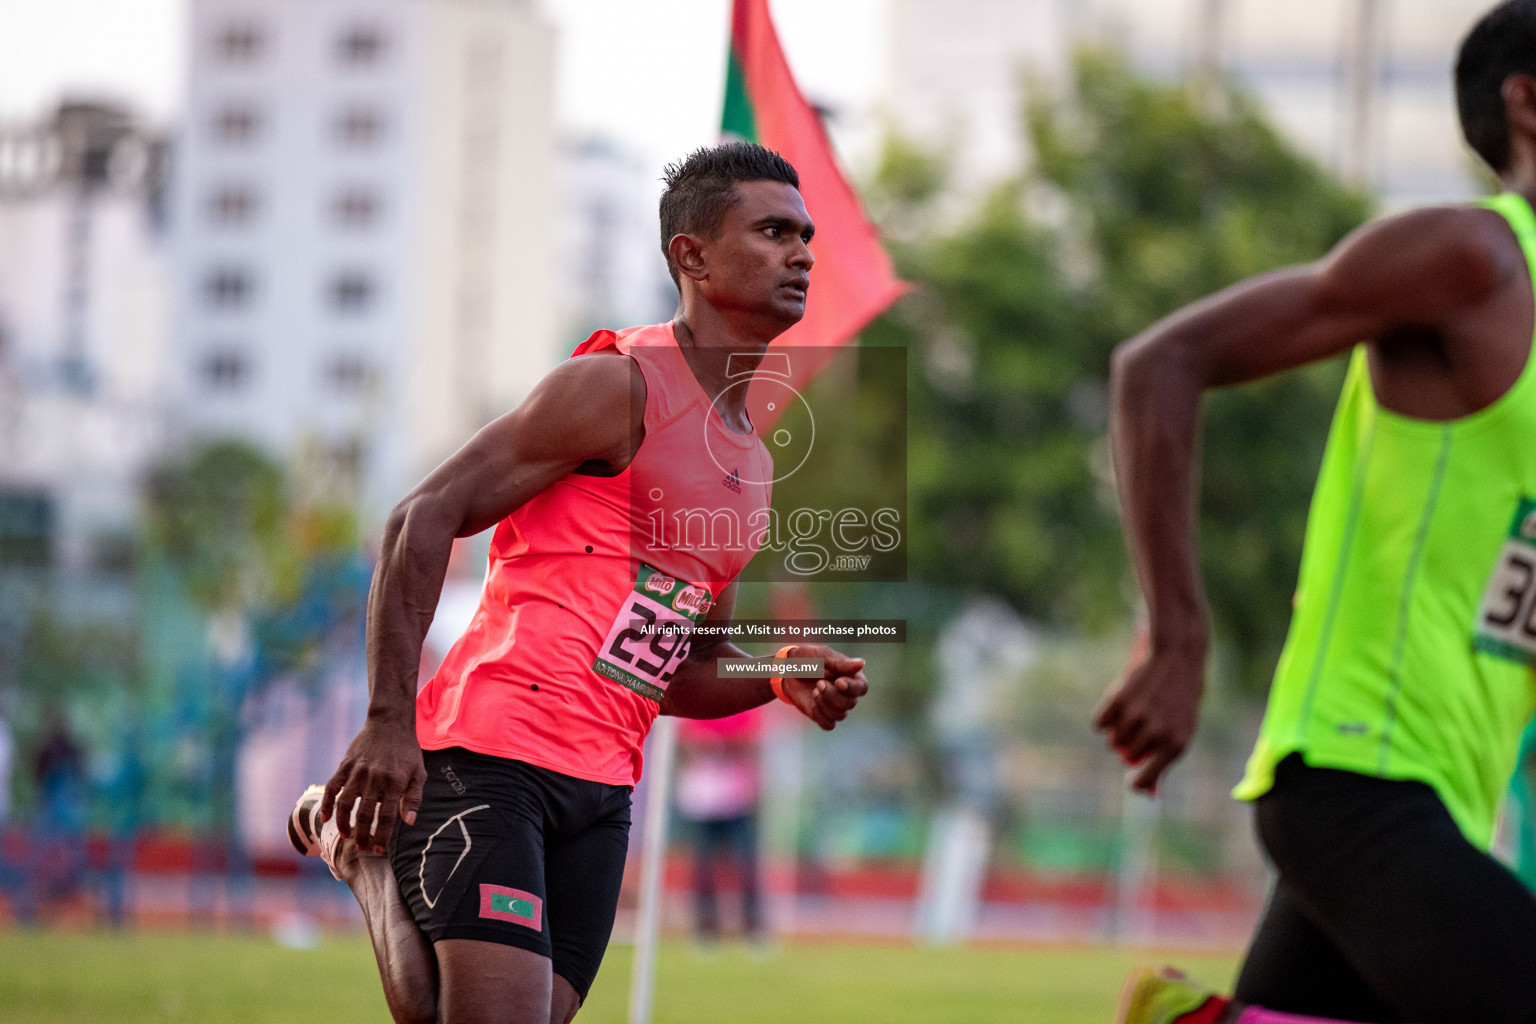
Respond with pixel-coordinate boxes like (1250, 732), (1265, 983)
(1233, 194), (1536, 848)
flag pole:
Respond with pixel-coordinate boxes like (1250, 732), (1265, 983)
(628, 713), (678, 1024)
(625, 2), (906, 1017)
(1341, 0), (1384, 186)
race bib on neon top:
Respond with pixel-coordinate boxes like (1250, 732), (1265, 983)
(1474, 498), (1536, 667)
(592, 564), (714, 702)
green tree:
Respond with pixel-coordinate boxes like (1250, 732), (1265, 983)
(869, 48), (1372, 692)
(142, 440), (294, 615)
(137, 440), (364, 830)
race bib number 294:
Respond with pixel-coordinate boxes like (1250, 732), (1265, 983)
(592, 565), (714, 702)
(1474, 498), (1536, 667)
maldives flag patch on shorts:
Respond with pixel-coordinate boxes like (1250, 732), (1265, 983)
(479, 884), (542, 930)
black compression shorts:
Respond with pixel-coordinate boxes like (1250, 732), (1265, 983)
(388, 747), (632, 1000)
(1234, 753), (1536, 1024)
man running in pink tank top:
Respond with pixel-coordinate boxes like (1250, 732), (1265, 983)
(285, 143), (869, 1024)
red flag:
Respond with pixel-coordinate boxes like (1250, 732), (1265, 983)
(724, 0), (906, 415)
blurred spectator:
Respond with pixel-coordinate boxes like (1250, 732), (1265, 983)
(677, 710), (765, 946)
(97, 725), (147, 928)
(0, 709), (12, 826)
(26, 711), (88, 920)
(35, 713), (85, 832)
(0, 709), (14, 915)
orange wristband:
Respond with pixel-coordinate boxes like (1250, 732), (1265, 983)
(768, 645), (800, 707)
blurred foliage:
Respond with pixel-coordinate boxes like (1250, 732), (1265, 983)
(141, 440), (355, 616)
(141, 438), (367, 669)
(865, 48), (1373, 693)
(752, 348), (907, 583)
(1, 440), (368, 827)
(6, 608), (141, 815)
(13, 611), (139, 705)
(135, 440), (368, 828)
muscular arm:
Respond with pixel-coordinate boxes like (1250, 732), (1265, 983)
(1097, 205), (1516, 793)
(660, 583), (868, 730)
(323, 354), (646, 847)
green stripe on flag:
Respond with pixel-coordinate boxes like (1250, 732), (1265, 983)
(492, 893), (535, 918)
(721, 50), (759, 142)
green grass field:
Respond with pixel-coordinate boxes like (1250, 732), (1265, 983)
(0, 930), (1238, 1023)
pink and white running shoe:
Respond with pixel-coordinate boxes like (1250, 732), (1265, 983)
(287, 784), (344, 881)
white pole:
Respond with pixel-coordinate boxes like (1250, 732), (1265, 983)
(629, 714), (678, 1024)
(915, 802), (991, 945)
(1341, 0), (1384, 186)
(760, 712), (803, 937)
(1190, 0), (1228, 111)
(1111, 790), (1161, 945)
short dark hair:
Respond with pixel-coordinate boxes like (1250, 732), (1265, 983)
(1456, 0), (1536, 172)
(658, 143), (800, 286)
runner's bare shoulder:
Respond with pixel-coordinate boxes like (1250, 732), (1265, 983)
(1362, 205), (1519, 291)
(517, 351), (648, 470)
(1322, 204), (1524, 320)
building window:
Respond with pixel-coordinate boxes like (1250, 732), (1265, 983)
(211, 104), (262, 144)
(200, 349), (250, 392)
(208, 185), (259, 226)
(216, 23), (265, 63)
(204, 268), (254, 309)
(90, 532), (136, 575)
(336, 25), (386, 66)
(329, 271), (375, 312)
(334, 106), (385, 147)
(325, 355), (377, 394)
(0, 490), (55, 567)
(331, 187), (381, 228)
(0, 129), (62, 195)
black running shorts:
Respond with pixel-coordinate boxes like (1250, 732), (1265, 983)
(1234, 754), (1536, 1024)
(388, 747), (632, 1000)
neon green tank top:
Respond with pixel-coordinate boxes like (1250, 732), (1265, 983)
(1233, 193), (1536, 847)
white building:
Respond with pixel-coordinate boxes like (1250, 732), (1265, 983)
(0, 102), (171, 572)
(886, 0), (1494, 209)
(558, 136), (676, 348)
(887, 0), (1070, 192)
(173, 0), (559, 516)
(1096, 0), (1492, 208)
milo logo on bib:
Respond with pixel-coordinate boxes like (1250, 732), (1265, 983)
(674, 585), (712, 617)
(592, 564), (714, 702)
(1474, 497), (1536, 666)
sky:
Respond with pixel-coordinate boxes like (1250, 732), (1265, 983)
(0, 0), (186, 120)
(0, 0), (889, 175)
